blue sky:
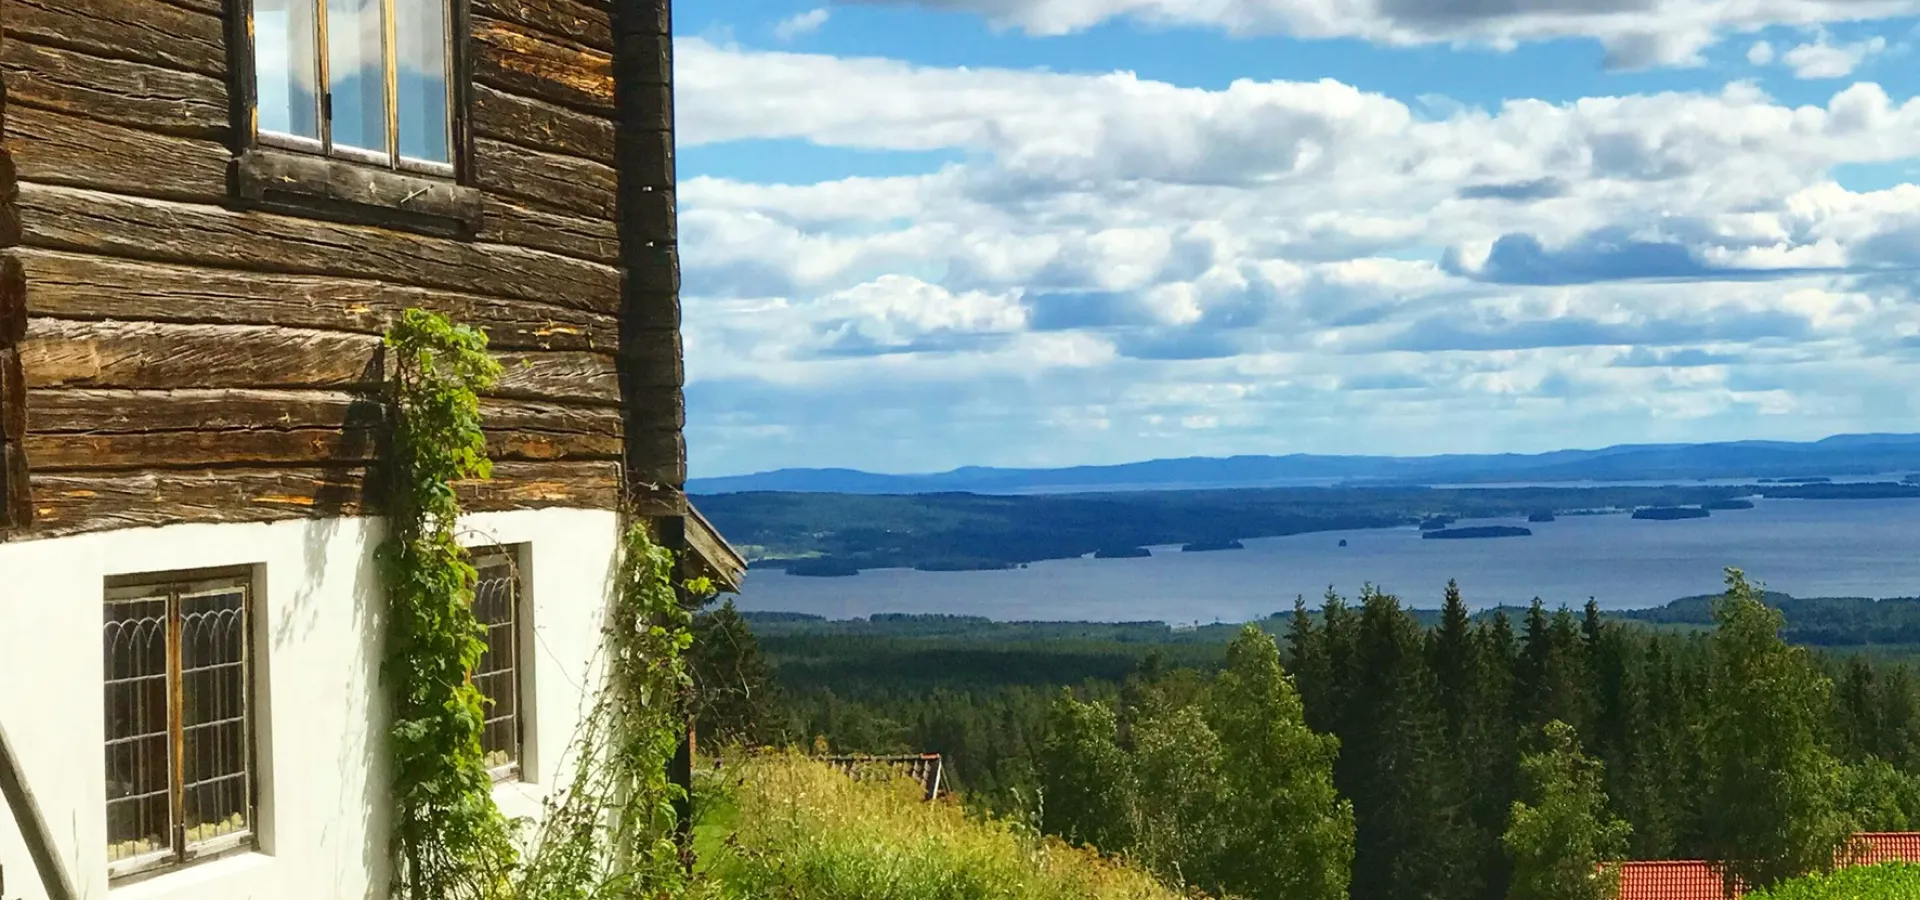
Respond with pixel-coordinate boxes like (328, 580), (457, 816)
(672, 0), (1920, 477)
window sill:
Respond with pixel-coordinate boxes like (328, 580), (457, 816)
(235, 148), (483, 237)
(108, 848), (272, 898)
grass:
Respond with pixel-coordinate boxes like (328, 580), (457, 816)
(1745, 863), (1920, 899)
(695, 752), (1198, 900)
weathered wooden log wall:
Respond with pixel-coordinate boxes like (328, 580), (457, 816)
(0, 0), (688, 538)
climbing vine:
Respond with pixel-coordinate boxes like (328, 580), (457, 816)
(377, 308), (709, 900)
(378, 309), (515, 900)
(513, 522), (714, 900)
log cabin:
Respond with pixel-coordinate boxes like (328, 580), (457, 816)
(0, 0), (743, 896)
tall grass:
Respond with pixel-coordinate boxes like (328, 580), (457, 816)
(699, 752), (1202, 900)
(1745, 863), (1920, 899)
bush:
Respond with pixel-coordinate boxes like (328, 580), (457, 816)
(701, 751), (1198, 900)
(1744, 863), (1920, 900)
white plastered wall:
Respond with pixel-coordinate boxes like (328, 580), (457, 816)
(0, 507), (622, 900)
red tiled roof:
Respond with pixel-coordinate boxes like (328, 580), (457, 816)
(1615, 832), (1920, 900)
(1618, 861), (1737, 900)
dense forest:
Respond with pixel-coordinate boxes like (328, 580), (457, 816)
(694, 482), (1920, 573)
(688, 580), (1920, 900)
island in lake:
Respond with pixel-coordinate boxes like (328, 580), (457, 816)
(1095, 546), (1152, 559)
(1183, 539), (1246, 552)
(1528, 511), (1556, 523)
(1702, 499), (1755, 511)
(1634, 506), (1712, 520)
(1422, 526), (1532, 540)
(786, 558), (862, 577)
(1419, 516), (1456, 531)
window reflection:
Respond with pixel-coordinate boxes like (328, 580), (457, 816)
(251, 0), (454, 169)
(325, 0), (390, 159)
(254, 0), (320, 140)
(396, 0), (452, 164)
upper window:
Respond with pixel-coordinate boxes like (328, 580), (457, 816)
(471, 549), (525, 782)
(249, 0), (456, 174)
(102, 572), (256, 882)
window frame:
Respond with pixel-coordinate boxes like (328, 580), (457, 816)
(469, 547), (527, 784)
(230, 0), (474, 182)
(101, 567), (259, 884)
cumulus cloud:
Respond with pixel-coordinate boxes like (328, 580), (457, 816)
(773, 7), (831, 40)
(842, 0), (1920, 68)
(671, 38), (1920, 473)
(1780, 32), (1889, 78)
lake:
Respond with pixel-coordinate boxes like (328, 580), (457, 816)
(731, 497), (1920, 623)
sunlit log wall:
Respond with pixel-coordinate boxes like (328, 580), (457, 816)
(0, 0), (688, 538)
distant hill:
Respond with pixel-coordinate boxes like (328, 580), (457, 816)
(690, 433), (1920, 496)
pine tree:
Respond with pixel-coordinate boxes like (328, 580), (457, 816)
(689, 599), (777, 748)
(1701, 569), (1855, 892)
(1503, 720), (1633, 900)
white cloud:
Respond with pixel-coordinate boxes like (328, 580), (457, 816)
(773, 7), (830, 40)
(1748, 40), (1776, 65)
(1780, 32), (1889, 78)
(845, 0), (1920, 68)
(671, 39), (1920, 474)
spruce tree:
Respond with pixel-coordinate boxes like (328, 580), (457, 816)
(1701, 569), (1854, 892)
(689, 599), (778, 748)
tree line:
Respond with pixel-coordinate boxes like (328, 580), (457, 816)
(690, 574), (1920, 899)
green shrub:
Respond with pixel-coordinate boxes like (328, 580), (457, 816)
(702, 752), (1199, 900)
(1745, 863), (1920, 900)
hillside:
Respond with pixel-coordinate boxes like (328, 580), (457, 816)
(689, 433), (1920, 495)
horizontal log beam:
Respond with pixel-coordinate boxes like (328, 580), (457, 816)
(18, 183), (620, 314)
(480, 198), (619, 265)
(22, 425), (621, 470)
(2, 41), (228, 140)
(473, 16), (612, 114)
(20, 460), (621, 538)
(19, 319), (620, 404)
(15, 250), (617, 351)
(473, 83), (613, 165)
(9, 104), (229, 202)
(473, 0), (612, 51)
(9, 0), (225, 79)
(474, 137), (616, 219)
(25, 388), (634, 436)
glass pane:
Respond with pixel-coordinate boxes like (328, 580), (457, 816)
(254, 0), (321, 139)
(472, 555), (520, 771)
(326, 0), (390, 157)
(103, 594), (173, 861)
(179, 588), (250, 846)
(395, 0), (451, 164)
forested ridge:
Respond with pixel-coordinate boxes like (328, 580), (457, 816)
(697, 483), (1920, 573)
(689, 579), (1920, 900)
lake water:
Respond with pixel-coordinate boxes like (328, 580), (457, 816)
(732, 498), (1920, 623)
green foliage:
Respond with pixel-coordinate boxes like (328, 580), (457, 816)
(378, 309), (515, 900)
(1204, 626), (1354, 900)
(1701, 569), (1856, 892)
(1039, 692), (1135, 853)
(1743, 863), (1920, 900)
(511, 523), (712, 900)
(690, 600), (778, 749)
(703, 752), (1193, 900)
(757, 583), (1920, 900)
(1502, 721), (1632, 900)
